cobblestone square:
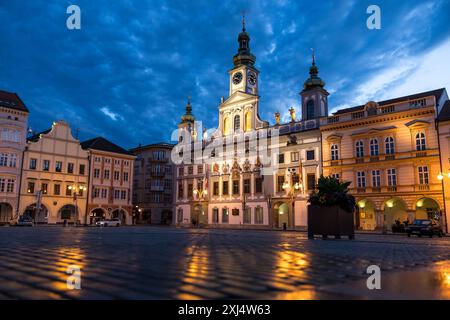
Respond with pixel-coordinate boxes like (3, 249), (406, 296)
(0, 226), (449, 300)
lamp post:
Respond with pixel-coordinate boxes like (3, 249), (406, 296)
(68, 184), (87, 225)
(193, 188), (208, 200)
(282, 169), (302, 229)
(193, 184), (208, 227)
(266, 193), (273, 228)
(436, 172), (449, 233)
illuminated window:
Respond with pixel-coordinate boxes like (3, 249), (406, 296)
(245, 111), (252, 131)
(223, 116), (231, 135)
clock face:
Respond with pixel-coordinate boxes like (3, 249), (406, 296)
(232, 72), (243, 85)
(248, 72), (257, 86)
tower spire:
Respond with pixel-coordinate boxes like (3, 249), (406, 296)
(233, 13), (256, 67)
(303, 49), (324, 90)
(180, 96), (195, 124)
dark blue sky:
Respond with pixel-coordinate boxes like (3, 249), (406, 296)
(1, 0), (449, 148)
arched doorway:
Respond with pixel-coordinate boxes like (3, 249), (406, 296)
(416, 198), (441, 221)
(0, 203), (13, 224)
(23, 203), (49, 224)
(90, 208), (106, 224)
(357, 199), (376, 231)
(384, 198), (408, 231)
(161, 210), (173, 225)
(112, 209), (127, 225)
(273, 202), (290, 228)
(193, 204), (207, 225)
(58, 204), (78, 223)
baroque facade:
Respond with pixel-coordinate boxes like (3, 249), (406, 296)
(321, 89), (449, 232)
(19, 121), (89, 224)
(174, 21), (325, 229)
(0, 90), (29, 224)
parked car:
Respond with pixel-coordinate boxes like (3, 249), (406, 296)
(17, 216), (33, 227)
(96, 219), (121, 227)
(405, 219), (444, 237)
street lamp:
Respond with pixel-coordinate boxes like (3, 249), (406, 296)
(68, 184), (87, 225)
(193, 188), (208, 200)
(282, 169), (302, 229)
(436, 172), (449, 234)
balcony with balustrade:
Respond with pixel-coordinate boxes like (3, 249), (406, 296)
(321, 96), (435, 127)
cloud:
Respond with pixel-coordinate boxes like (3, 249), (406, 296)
(282, 22), (296, 35)
(100, 107), (123, 121)
(331, 37), (450, 113)
(0, 0), (448, 148)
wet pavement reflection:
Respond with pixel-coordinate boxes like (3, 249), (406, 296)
(0, 226), (449, 299)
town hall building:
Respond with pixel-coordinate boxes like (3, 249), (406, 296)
(174, 19), (325, 229)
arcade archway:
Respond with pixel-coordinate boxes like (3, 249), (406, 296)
(23, 203), (49, 224)
(58, 204), (78, 223)
(384, 198), (408, 230)
(415, 197), (440, 221)
(112, 208), (127, 225)
(273, 202), (290, 228)
(357, 199), (376, 231)
(90, 208), (107, 224)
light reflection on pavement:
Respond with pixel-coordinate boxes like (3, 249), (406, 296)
(0, 226), (449, 299)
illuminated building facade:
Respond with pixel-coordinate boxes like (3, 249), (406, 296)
(321, 89), (449, 232)
(19, 121), (89, 224)
(0, 90), (29, 224)
(174, 20), (324, 229)
(81, 137), (136, 225)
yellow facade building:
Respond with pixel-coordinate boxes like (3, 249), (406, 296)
(19, 120), (89, 224)
(321, 89), (449, 232)
(437, 100), (450, 233)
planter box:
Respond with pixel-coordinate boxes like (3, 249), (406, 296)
(307, 205), (355, 239)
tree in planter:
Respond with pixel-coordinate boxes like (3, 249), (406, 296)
(307, 176), (356, 239)
(308, 176), (356, 213)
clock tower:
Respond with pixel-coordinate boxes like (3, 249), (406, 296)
(229, 15), (259, 97)
(218, 16), (268, 136)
